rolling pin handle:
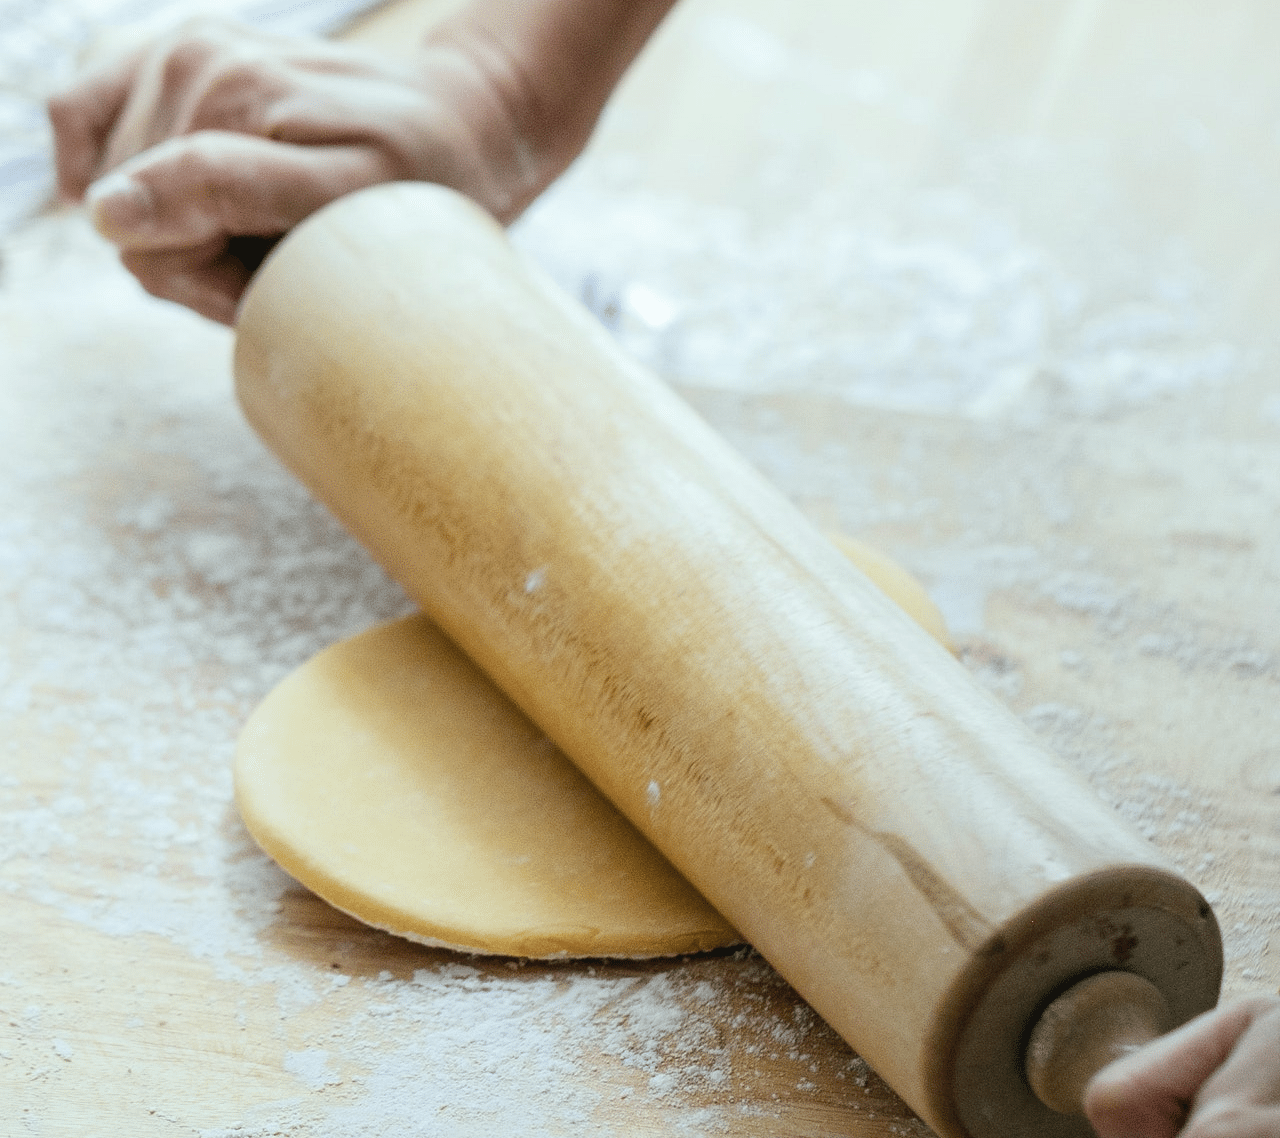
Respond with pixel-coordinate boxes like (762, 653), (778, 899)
(227, 234), (280, 275)
(1024, 971), (1172, 1117)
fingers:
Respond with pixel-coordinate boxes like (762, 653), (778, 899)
(87, 131), (394, 248)
(48, 19), (300, 201)
(1085, 997), (1280, 1138)
(97, 21), (290, 176)
(89, 132), (396, 324)
(45, 15), (536, 324)
(120, 236), (247, 326)
(47, 49), (143, 201)
(1186, 998), (1280, 1138)
(1085, 1005), (1243, 1138)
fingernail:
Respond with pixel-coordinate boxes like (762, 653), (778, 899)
(87, 172), (155, 237)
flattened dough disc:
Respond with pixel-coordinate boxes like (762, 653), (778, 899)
(235, 540), (950, 959)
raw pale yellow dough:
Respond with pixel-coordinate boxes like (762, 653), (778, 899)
(234, 538), (951, 958)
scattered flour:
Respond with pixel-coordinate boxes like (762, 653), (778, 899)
(513, 168), (1237, 420)
(1, 11), (1275, 1127)
(283, 1048), (342, 1090)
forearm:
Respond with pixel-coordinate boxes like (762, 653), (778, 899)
(423, 0), (678, 215)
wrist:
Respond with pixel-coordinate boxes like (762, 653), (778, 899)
(413, 28), (575, 224)
(414, 0), (678, 223)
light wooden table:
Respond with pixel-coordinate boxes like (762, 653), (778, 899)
(2, 1), (1277, 1135)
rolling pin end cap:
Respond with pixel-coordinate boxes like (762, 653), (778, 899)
(1024, 971), (1172, 1117)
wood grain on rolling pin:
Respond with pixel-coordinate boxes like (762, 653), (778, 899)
(233, 182), (1220, 1138)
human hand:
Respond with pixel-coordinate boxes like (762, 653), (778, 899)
(1085, 995), (1280, 1138)
(47, 18), (541, 324)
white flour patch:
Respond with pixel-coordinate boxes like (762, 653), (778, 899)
(0, 216), (412, 965)
(284, 1048), (342, 1089)
(514, 172), (1238, 419)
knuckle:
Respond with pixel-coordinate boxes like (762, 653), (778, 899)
(158, 37), (215, 90)
(189, 52), (289, 136)
(215, 56), (269, 88)
(45, 87), (93, 138)
(120, 258), (176, 304)
(45, 90), (75, 123)
(141, 277), (177, 304)
(155, 19), (250, 88)
(211, 55), (285, 105)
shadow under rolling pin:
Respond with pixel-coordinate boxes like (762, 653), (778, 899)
(232, 182), (1222, 1138)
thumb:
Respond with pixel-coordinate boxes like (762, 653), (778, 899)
(1084, 1002), (1259, 1138)
(85, 130), (395, 250)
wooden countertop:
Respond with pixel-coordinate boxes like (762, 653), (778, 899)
(2, 1), (1277, 1134)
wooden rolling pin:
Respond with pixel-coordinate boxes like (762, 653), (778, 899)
(233, 182), (1222, 1138)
